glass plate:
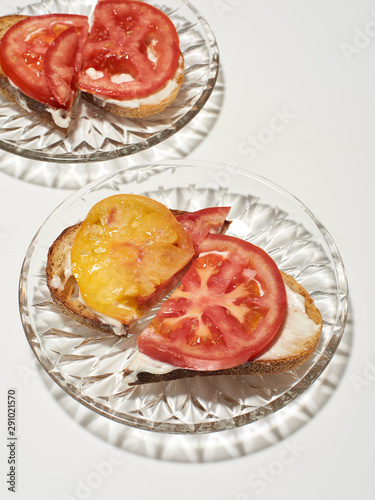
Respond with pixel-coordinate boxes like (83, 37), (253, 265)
(0, 0), (219, 163)
(19, 161), (349, 434)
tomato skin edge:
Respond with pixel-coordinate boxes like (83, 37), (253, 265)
(138, 328), (264, 371)
(176, 207), (231, 254)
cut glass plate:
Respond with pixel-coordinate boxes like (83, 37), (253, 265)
(19, 161), (348, 434)
(0, 0), (219, 163)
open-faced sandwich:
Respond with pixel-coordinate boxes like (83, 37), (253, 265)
(0, 14), (89, 131)
(79, 0), (184, 119)
(0, 0), (184, 131)
(46, 194), (323, 386)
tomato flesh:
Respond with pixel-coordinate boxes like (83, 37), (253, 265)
(177, 207), (230, 254)
(79, 0), (181, 99)
(0, 14), (88, 108)
(138, 234), (287, 371)
(44, 27), (77, 106)
(70, 195), (194, 324)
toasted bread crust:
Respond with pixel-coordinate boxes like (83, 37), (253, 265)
(0, 15), (27, 40)
(0, 15), (73, 132)
(82, 54), (184, 119)
(133, 272), (323, 384)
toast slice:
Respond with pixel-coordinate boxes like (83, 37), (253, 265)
(131, 272), (323, 384)
(46, 209), (230, 336)
(0, 15), (83, 132)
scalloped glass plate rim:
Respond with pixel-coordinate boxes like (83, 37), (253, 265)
(0, 0), (219, 163)
(19, 160), (349, 434)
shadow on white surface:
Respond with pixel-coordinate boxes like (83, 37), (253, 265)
(0, 72), (224, 190)
(37, 306), (353, 463)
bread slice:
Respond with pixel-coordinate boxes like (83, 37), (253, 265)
(46, 210), (230, 335)
(0, 15), (82, 133)
(132, 271), (323, 384)
(81, 54), (184, 119)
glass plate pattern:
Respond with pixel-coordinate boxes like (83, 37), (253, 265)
(19, 161), (349, 434)
(0, 0), (219, 163)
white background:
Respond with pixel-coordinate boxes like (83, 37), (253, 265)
(1, 0), (374, 499)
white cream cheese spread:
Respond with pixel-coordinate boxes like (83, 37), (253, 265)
(46, 107), (71, 129)
(85, 55), (183, 109)
(255, 285), (320, 361)
(124, 352), (176, 384)
(8, 77), (72, 129)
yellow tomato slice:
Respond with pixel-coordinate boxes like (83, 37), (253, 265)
(70, 195), (194, 323)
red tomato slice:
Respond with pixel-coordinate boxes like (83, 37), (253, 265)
(138, 234), (287, 371)
(0, 14), (88, 108)
(177, 207), (231, 254)
(44, 27), (77, 106)
(44, 22), (89, 107)
(79, 0), (180, 99)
